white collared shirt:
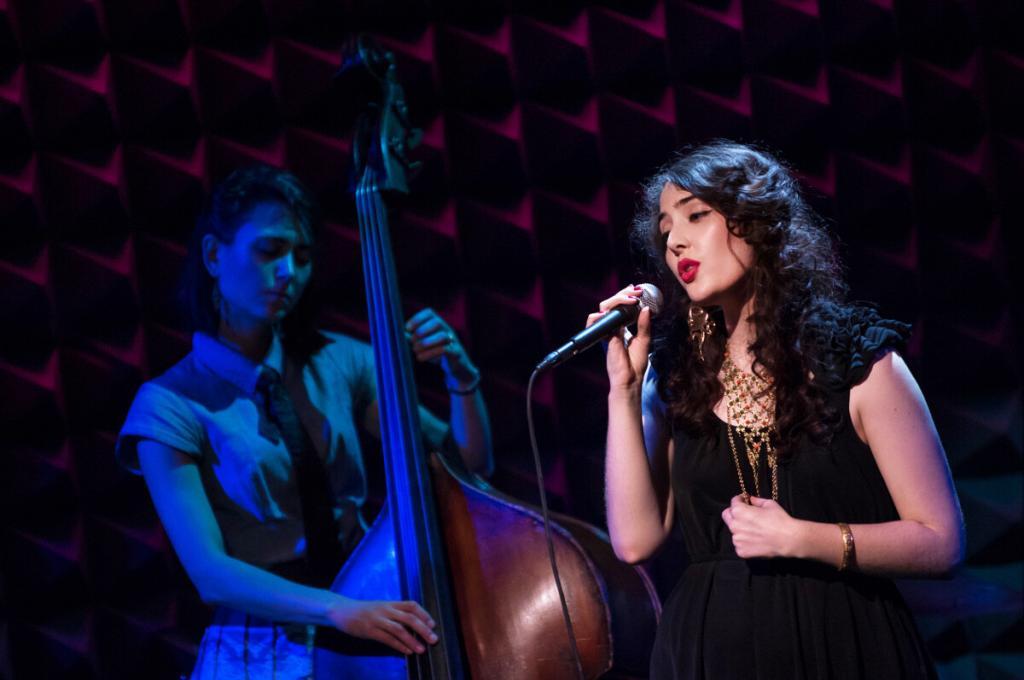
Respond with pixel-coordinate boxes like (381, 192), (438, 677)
(117, 330), (377, 567)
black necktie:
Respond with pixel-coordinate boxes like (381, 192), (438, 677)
(256, 366), (344, 588)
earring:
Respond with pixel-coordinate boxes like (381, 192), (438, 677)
(687, 304), (716, 363)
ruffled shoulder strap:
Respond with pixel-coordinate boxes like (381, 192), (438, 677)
(803, 303), (911, 391)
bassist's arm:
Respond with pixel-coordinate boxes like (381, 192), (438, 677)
(136, 439), (438, 654)
(407, 308), (494, 477)
(364, 391), (494, 478)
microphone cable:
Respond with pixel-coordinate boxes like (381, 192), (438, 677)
(523, 283), (659, 679)
(525, 367), (587, 680)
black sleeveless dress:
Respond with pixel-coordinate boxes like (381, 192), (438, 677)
(649, 311), (938, 679)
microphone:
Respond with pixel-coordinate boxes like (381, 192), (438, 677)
(535, 284), (663, 372)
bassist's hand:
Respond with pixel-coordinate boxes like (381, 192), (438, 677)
(406, 308), (480, 392)
(327, 597), (438, 655)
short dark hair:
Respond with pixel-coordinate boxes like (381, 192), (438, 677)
(180, 164), (323, 351)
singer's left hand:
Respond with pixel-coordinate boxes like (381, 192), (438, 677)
(405, 309), (479, 388)
(721, 494), (801, 559)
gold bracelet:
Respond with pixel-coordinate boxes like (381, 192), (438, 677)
(837, 522), (855, 571)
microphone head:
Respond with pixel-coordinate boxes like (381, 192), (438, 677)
(637, 283), (664, 316)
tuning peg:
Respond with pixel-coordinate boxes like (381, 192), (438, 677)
(406, 128), (422, 148)
(390, 100), (412, 128)
(390, 135), (406, 156)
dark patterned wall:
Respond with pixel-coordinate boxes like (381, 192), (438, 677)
(0, 0), (1021, 678)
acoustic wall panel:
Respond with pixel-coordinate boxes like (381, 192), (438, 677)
(0, 0), (1020, 677)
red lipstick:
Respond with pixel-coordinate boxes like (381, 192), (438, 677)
(678, 258), (700, 284)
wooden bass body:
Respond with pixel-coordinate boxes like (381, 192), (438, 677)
(316, 448), (661, 679)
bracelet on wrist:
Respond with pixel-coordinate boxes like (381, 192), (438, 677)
(446, 370), (481, 395)
(837, 522), (855, 571)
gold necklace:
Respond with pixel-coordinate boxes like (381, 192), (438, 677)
(721, 349), (778, 502)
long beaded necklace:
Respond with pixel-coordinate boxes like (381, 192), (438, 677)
(721, 348), (779, 503)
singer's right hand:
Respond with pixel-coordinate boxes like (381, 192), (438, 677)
(586, 284), (652, 391)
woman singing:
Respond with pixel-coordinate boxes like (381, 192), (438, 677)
(595, 141), (963, 678)
(117, 165), (493, 678)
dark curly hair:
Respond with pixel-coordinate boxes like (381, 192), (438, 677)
(180, 164), (325, 356)
(632, 140), (849, 454)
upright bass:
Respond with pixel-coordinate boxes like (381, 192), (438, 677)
(316, 36), (660, 679)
